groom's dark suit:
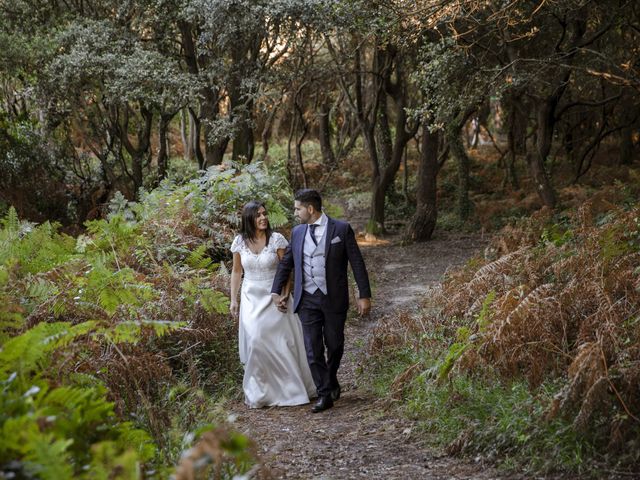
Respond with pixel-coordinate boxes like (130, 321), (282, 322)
(271, 216), (371, 398)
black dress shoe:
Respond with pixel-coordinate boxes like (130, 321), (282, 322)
(330, 386), (341, 401)
(311, 396), (333, 413)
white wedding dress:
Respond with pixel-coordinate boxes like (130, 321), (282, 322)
(231, 232), (316, 408)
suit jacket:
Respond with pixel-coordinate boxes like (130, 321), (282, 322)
(271, 217), (371, 313)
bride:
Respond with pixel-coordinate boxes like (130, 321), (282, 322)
(229, 200), (315, 408)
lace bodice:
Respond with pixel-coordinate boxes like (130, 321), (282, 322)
(230, 232), (289, 281)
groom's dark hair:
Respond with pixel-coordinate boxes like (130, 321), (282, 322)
(295, 189), (322, 212)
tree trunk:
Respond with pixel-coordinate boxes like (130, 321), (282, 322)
(232, 118), (254, 163)
(469, 117), (480, 149)
(368, 104), (415, 232)
(157, 113), (172, 182)
(206, 137), (228, 166)
(506, 125), (520, 190)
(445, 106), (474, 222)
(179, 21), (227, 168)
(402, 146), (409, 205)
(527, 100), (557, 208)
(366, 46), (417, 234)
(294, 93), (308, 189)
(228, 88), (254, 162)
(180, 108), (193, 161)
(619, 126), (633, 165)
(201, 89), (228, 167)
(448, 126), (471, 222)
(261, 104), (279, 162)
(187, 109), (197, 161)
(295, 128), (308, 189)
(188, 107), (205, 169)
(118, 104), (153, 198)
(407, 123), (439, 241)
(376, 93), (393, 168)
(179, 22), (206, 169)
(318, 102), (336, 167)
(505, 99), (521, 190)
(228, 41), (254, 164)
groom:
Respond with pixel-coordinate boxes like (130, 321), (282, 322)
(271, 189), (371, 413)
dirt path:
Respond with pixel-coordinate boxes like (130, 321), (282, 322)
(228, 222), (509, 479)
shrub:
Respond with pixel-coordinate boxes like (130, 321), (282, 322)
(1, 161), (289, 477)
(366, 199), (640, 473)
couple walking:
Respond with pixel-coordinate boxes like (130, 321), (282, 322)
(229, 189), (371, 413)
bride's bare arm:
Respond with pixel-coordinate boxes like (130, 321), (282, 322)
(230, 252), (243, 316)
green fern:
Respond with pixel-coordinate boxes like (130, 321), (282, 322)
(437, 341), (469, 383)
(0, 215), (75, 276)
(26, 277), (59, 310)
(268, 209), (288, 229)
(0, 265), (24, 341)
(78, 259), (155, 316)
(476, 290), (496, 332)
(1, 382), (152, 479)
(200, 290), (231, 314)
(97, 320), (185, 345)
(23, 435), (74, 480)
(87, 441), (141, 479)
(0, 322), (72, 378)
(0, 320), (157, 479)
(186, 244), (217, 271)
(181, 278), (230, 314)
(1, 206), (20, 233)
(84, 214), (139, 256)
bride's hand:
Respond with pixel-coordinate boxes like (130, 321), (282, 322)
(273, 293), (288, 312)
(230, 300), (239, 317)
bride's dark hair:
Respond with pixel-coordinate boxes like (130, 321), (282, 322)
(240, 200), (272, 244)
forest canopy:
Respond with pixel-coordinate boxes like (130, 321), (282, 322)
(1, 0), (638, 235)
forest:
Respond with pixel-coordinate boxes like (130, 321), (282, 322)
(1, 0), (639, 478)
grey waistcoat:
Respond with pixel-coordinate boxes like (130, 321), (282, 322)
(302, 225), (327, 295)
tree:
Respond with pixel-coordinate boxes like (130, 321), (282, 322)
(324, 2), (421, 234)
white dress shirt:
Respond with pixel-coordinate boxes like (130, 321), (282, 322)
(308, 213), (328, 245)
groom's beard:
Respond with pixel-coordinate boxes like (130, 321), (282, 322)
(295, 214), (310, 224)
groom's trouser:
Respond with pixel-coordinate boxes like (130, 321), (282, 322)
(298, 289), (347, 398)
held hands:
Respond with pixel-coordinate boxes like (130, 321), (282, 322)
(271, 293), (289, 313)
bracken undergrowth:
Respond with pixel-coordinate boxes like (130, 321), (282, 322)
(366, 196), (640, 475)
(0, 162), (287, 479)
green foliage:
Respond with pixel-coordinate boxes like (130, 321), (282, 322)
(367, 202), (640, 475)
(1, 206), (19, 232)
(0, 170), (261, 476)
(97, 320), (185, 345)
(186, 244), (218, 271)
(85, 214), (140, 257)
(181, 278), (230, 315)
(437, 340), (469, 383)
(598, 215), (640, 261)
(79, 260), (155, 317)
(540, 223), (573, 248)
(195, 161), (293, 235)
(476, 290), (496, 332)
(368, 340), (599, 474)
(0, 320), (159, 479)
(432, 292), (495, 384)
(405, 374), (596, 475)
(166, 156), (200, 184)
